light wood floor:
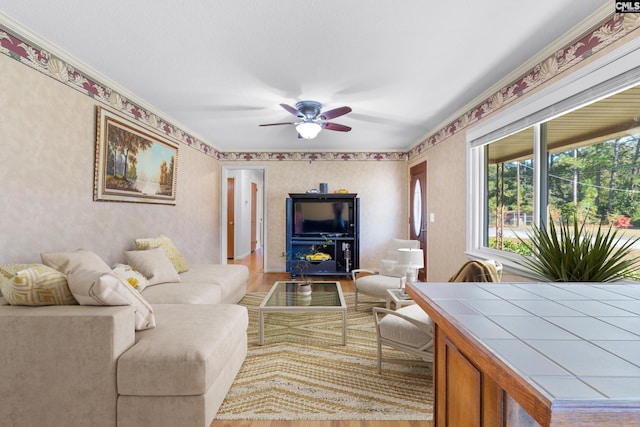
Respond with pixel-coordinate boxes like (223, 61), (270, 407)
(211, 250), (434, 427)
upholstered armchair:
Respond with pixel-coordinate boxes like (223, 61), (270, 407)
(372, 258), (502, 374)
(373, 304), (434, 373)
(351, 238), (421, 309)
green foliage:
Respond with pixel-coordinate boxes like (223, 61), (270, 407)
(515, 215), (640, 282)
(488, 237), (532, 256)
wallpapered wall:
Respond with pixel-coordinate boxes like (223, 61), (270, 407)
(409, 28), (640, 282)
(0, 53), (221, 266)
(0, 48), (408, 269)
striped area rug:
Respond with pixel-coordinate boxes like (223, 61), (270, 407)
(215, 292), (433, 420)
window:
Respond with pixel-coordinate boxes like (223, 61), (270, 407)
(467, 47), (640, 272)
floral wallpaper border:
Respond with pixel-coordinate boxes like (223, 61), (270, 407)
(408, 12), (640, 159)
(1, 12), (638, 162)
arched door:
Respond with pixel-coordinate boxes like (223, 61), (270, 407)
(410, 162), (427, 281)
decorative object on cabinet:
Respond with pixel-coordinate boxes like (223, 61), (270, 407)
(281, 234), (333, 284)
(94, 107), (178, 205)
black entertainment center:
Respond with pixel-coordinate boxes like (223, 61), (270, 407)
(285, 193), (360, 278)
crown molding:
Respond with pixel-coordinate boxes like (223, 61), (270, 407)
(2, 8), (638, 162)
(0, 11), (219, 156)
(408, 6), (640, 160)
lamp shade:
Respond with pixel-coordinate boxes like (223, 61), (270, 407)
(296, 121), (322, 139)
(397, 248), (424, 268)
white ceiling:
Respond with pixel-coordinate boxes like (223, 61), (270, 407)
(0, 0), (610, 152)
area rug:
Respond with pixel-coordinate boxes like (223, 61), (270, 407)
(215, 292), (433, 420)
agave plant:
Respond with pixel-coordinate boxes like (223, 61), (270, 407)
(515, 215), (640, 282)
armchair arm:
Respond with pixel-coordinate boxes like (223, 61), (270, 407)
(372, 307), (433, 332)
(351, 268), (379, 282)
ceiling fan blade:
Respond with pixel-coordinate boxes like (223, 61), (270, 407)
(258, 122), (296, 127)
(323, 122), (352, 132)
(320, 106), (352, 120)
(280, 103), (302, 117)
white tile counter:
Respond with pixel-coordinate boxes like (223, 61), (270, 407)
(408, 281), (640, 427)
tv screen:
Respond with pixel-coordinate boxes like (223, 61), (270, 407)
(293, 201), (352, 236)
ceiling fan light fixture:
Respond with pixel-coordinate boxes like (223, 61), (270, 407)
(296, 121), (322, 139)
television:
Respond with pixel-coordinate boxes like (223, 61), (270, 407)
(288, 198), (355, 237)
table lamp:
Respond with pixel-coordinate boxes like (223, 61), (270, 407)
(398, 248), (424, 283)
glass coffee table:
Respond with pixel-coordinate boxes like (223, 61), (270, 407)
(259, 281), (347, 345)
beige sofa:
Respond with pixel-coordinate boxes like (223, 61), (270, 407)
(0, 262), (250, 427)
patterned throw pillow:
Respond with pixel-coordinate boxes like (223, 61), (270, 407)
(0, 264), (37, 286)
(134, 234), (189, 273)
(112, 264), (149, 292)
(0, 264), (77, 306)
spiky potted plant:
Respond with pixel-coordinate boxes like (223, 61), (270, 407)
(515, 215), (640, 282)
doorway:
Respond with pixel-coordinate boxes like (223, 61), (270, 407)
(221, 167), (267, 270)
(226, 178), (235, 259)
(410, 162), (427, 281)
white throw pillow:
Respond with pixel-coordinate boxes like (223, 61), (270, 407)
(66, 268), (156, 331)
(41, 249), (112, 276)
(125, 247), (181, 286)
(134, 235), (189, 273)
(112, 264), (149, 292)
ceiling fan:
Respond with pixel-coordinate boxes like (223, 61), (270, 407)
(259, 100), (352, 139)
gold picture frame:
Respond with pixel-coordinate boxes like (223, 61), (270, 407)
(94, 107), (178, 205)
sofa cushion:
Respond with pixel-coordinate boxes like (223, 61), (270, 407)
(378, 304), (433, 348)
(356, 273), (404, 299)
(125, 248), (181, 286)
(141, 282), (223, 304)
(134, 235), (189, 273)
(117, 304), (248, 396)
(0, 264), (77, 306)
(179, 264), (248, 304)
(66, 269), (156, 331)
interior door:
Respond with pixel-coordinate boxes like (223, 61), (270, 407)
(226, 178), (235, 260)
(410, 162), (427, 280)
(251, 182), (258, 252)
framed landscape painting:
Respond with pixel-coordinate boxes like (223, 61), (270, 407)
(94, 107), (178, 205)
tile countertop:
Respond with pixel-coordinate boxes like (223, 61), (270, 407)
(408, 282), (640, 402)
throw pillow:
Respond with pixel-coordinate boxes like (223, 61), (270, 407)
(0, 264), (37, 305)
(134, 234), (189, 273)
(0, 265), (77, 306)
(66, 268), (156, 331)
(112, 264), (149, 292)
(0, 263), (40, 286)
(41, 249), (112, 276)
(125, 247), (181, 286)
